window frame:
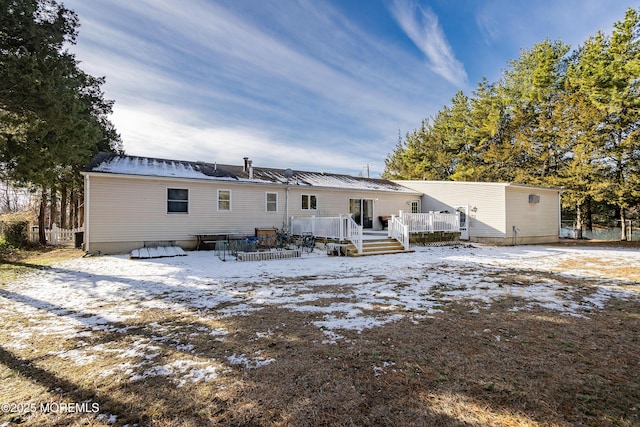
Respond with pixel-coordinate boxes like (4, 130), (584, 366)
(301, 194), (317, 210)
(167, 187), (189, 214)
(266, 192), (278, 212)
(410, 199), (421, 214)
(217, 189), (232, 211)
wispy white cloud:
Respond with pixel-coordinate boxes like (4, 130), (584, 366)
(390, 0), (467, 87)
(95, 0), (365, 110)
(65, 0), (454, 176)
(475, 11), (500, 46)
(111, 103), (366, 173)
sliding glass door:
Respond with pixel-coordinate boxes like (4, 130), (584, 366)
(349, 199), (373, 229)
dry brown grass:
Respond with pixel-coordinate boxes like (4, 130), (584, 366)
(0, 247), (84, 284)
(556, 257), (640, 282)
(2, 298), (638, 426)
(0, 246), (639, 426)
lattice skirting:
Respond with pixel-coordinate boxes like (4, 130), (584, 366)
(410, 231), (460, 245)
(236, 249), (302, 261)
(418, 240), (463, 247)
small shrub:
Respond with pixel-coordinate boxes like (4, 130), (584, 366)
(4, 221), (29, 248)
(0, 236), (12, 255)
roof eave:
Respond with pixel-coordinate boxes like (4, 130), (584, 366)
(81, 170), (421, 193)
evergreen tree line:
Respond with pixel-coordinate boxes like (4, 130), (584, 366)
(383, 8), (640, 239)
(0, 0), (122, 244)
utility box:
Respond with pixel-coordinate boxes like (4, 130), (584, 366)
(74, 232), (84, 249)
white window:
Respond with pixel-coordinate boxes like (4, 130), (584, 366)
(411, 200), (421, 214)
(266, 192), (278, 212)
(167, 188), (188, 214)
(302, 194), (317, 210)
(218, 189), (231, 211)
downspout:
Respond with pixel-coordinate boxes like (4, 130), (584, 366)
(285, 185), (290, 231)
(85, 174), (90, 252)
(558, 191), (562, 240)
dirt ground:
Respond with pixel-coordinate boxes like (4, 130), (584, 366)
(0, 243), (638, 427)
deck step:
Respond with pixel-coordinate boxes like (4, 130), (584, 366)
(343, 239), (413, 257)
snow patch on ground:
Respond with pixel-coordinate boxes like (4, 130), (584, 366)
(129, 358), (222, 386)
(1, 244), (638, 387)
(227, 352), (276, 369)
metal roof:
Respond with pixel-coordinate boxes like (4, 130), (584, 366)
(394, 180), (563, 192)
(84, 153), (418, 193)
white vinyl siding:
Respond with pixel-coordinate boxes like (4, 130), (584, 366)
(395, 180), (560, 244)
(86, 177), (288, 247)
(396, 181), (506, 238)
(505, 187), (561, 238)
(287, 188), (416, 228)
(84, 173), (421, 253)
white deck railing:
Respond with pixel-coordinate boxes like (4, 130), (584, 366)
(290, 216), (344, 239)
(291, 212), (457, 254)
(388, 216), (410, 250)
(400, 212), (460, 233)
(290, 215), (363, 253)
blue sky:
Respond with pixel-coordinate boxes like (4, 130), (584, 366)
(64, 0), (637, 177)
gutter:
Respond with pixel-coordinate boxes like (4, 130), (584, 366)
(81, 171), (418, 194)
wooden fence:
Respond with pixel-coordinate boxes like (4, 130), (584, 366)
(29, 224), (83, 246)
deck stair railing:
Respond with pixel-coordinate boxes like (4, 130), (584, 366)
(343, 214), (363, 254)
(387, 215), (409, 250)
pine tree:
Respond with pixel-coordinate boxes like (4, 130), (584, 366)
(549, 68), (606, 235)
(499, 39), (570, 184)
(464, 78), (516, 182)
(575, 9), (640, 239)
(382, 8), (640, 235)
(0, 0), (122, 243)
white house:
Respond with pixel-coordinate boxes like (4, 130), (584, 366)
(81, 153), (562, 254)
(394, 180), (562, 245)
(81, 153), (422, 254)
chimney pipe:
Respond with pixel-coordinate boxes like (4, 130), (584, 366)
(248, 160), (253, 179)
(243, 157), (249, 172)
